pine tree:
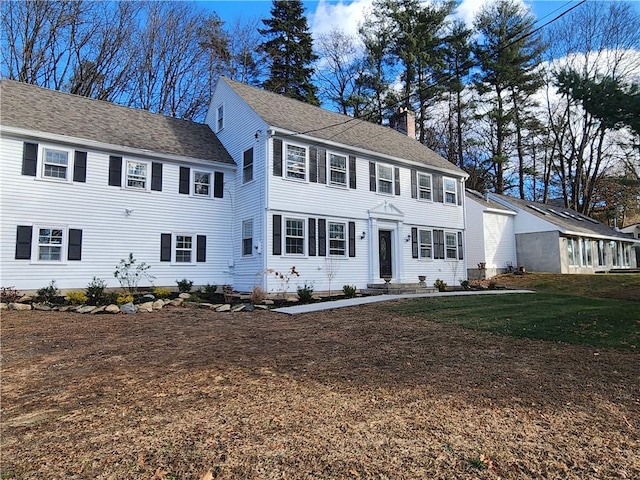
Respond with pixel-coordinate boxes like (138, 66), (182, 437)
(474, 0), (546, 196)
(259, 0), (319, 105)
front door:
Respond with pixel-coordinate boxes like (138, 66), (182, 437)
(379, 230), (392, 279)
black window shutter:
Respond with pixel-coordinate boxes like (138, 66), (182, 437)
(214, 172), (224, 198)
(317, 148), (327, 184)
(273, 138), (283, 176)
(433, 174), (443, 203)
(411, 227), (418, 258)
(434, 229), (445, 259)
(160, 234), (171, 261)
(273, 215), (282, 255)
(458, 232), (464, 260)
(308, 218), (316, 256)
(108, 156), (122, 187)
(179, 167), (190, 194)
(348, 221), (356, 257)
(369, 162), (376, 191)
(197, 235), (206, 262)
(73, 151), (87, 183)
(15, 226), (33, 260)
(410, 169), (417, 198)
(151, 162), (163, 191)
(309, 147), (318, 183)
(349, 156), (356, 189)
(22, 142), (38, 176)
(318, 219), (326, 256)
(68, 229), (83, 261)
(394, 167), (401, 195)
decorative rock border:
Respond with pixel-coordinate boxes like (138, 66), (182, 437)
(1, 292), (272, 314)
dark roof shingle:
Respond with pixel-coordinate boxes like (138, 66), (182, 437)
(0, 80), (233, 164)
(222, 77), (465, 175)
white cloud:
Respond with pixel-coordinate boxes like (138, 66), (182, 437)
(454, 0), (532, 27)
(309, 0), (374, 39)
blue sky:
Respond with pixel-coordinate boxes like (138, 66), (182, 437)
(197, 0), (617, 39)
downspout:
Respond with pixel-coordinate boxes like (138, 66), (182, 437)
(262, 129), (271, 292)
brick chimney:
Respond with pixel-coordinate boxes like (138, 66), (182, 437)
(389, 107), (416, 139)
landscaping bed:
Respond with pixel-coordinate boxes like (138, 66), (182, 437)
(2, 303), (639, 479)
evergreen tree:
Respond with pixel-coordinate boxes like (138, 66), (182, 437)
(259, 0), (318, 105)
(474, 0), (546, 195)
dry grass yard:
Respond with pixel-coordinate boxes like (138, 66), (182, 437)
(2, 286), (639, 479)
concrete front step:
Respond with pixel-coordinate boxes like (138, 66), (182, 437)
(363, 283), (436, 295)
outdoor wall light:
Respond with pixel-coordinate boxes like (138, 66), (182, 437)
(360, 231), (366, 239)
(405, 234), (412, 242)
(125, 208), (134, 216)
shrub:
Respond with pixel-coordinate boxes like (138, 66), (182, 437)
(199, 283), (218, 302)
(296, 282), (314, 304)
(1, 286), (21, 303)
(104, 292), (119, 305)
(66, 291), (88, 305)
(85, 277), (107, 305)
(114, 253), (154, 294)
(250, 285), (266, 305)
(342, 285), (357, 298)
(116, 293), (134, 305)
(434, 278), (447, 292)
(176, 278), (194, 293)
(152, 286), (172, 299)
(36, 280), (60, 304)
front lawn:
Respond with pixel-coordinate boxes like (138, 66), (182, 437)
(386, 293), (640, 349)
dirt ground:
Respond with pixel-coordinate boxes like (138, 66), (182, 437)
(2, 303), (639, 479)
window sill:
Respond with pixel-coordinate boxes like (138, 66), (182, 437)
(34, 177), (73, 184)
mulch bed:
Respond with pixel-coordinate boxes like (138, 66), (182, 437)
(2, 303), (639, 479)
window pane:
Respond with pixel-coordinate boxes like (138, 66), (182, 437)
(444, 178), (457, 204)
(285, 219), (304, 254)
(43, 149), (68, 179)
(126, 161), (147, 188)
(329, 154), (347, 186)
(194, 171), (210, 195)
(329, 222), (345, 255)
(445, 233), (457, 259)
(286, 145), (306, 180)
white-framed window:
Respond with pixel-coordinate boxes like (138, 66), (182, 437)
(611, 241), (623, 267)
(444, 177), (457, 205)
(37, 227), (65, 261)
(175, 234), (194, 263)
(329, 153), (347, 186)
(42, 148), (69, 180)
(377, 164), (393, 194)
(216, 104), (224, 132)
(417, 172), (432, 201)
(243, 147), (253, 184)
(286, 144), (306, 180)
(328, 222), (346, 256)
(242, 219), (253, 256)
(445, 232), (458, 259)
(126, 160), (148, 189)
(580, 238), (593, 266)
(193, 171), (211, 196)
(419, 229), (432, 259)
(568, 237), (579, 266)
(597, 240), (606, 266)
(285, 218), (305, 255)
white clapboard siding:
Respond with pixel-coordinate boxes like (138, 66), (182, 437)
(1, 135), (234, 291)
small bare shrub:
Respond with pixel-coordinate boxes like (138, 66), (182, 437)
(250, 285), (266, 304)
(1, 286), (21, 303)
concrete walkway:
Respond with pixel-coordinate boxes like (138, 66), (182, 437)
(273, 289), (535, 315)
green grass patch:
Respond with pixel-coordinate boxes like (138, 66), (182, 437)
(386, 293), (640, 350)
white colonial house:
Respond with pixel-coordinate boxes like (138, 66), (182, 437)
(1, 78), (469, 293)
(465, 190), (638, 276)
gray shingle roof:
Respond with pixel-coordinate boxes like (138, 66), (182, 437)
(493, 194), (633, 241)
(0, 80), (233, 164)
(222, 77), (465, 175)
